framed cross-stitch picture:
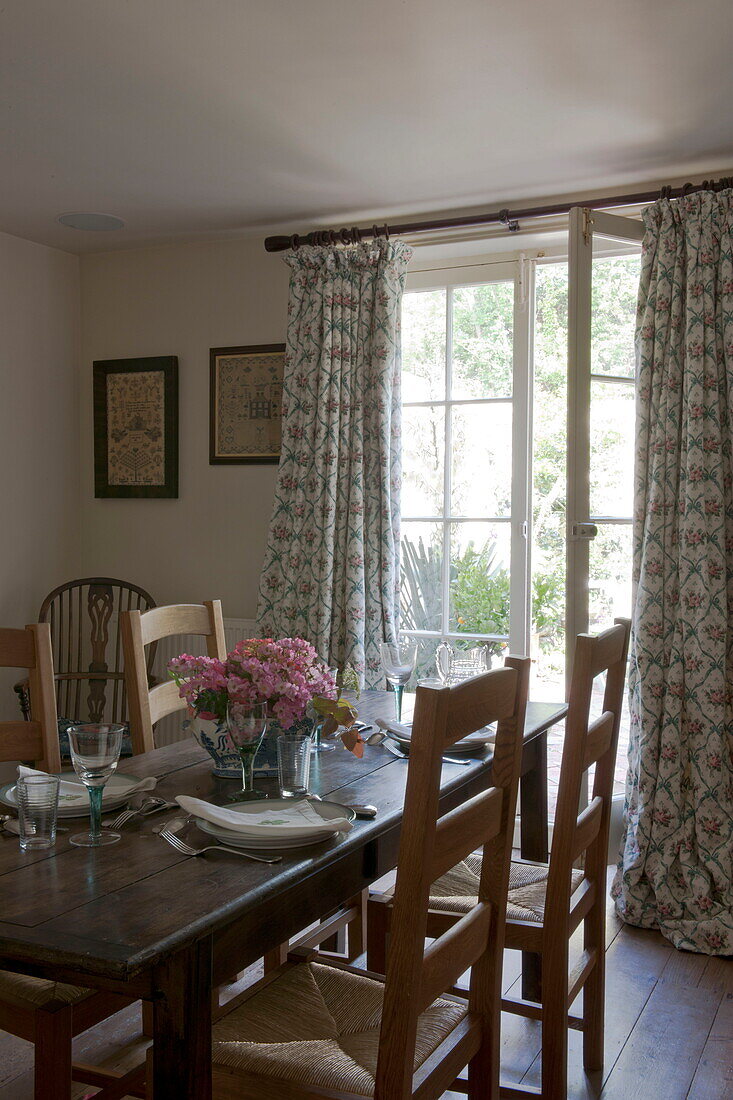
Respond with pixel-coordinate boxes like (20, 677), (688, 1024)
(93, 356), (179, 498)
(209, 343), (285, 464)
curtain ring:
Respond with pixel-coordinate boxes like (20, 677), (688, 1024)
(383, 223), (390, 241)
(659, 186), (671, 201)
(340, 227), (351, 245)
(499, 208), (520, 232)
(351, 226), (361, 244)
(682, 181), (694, 196)
(290, 233), (300, 250)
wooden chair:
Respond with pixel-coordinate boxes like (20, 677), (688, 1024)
(367, 619), (631, 1100)
(121, 601), (226, 753)
(15, 578), (156, 731)
(0, 624), (144, 1100)
(164, 656), (529, 1100)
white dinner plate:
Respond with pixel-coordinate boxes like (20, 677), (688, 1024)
(195, 798), (356, 850)
(0, 772), (140, 819)
(388, 723), (496, 753)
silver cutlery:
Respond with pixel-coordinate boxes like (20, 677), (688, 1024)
(382, 739), (474, 766)
(159, 826), (282, 864)
(102, 797), (176, 830)
(0, 817), (68, 836)
(308, 795), (377, 819)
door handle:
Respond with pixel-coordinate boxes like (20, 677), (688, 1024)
(571, 522), (598, 539)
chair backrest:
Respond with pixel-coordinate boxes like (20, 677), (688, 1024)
(121, 601), (227, 753)
(376, 655), (530, 1099)
(0, 624), (61, 772)
(38, 577), (156, 724)
(544, 618), (631, 936)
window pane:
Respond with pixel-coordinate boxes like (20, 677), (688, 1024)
(589, 523), (633, 631)
(448, 522), (511, 655)
(400, 523), (443, 634)
(451, 403), (512, 517)
(591, 254), (640, 379)
(531, 263), (567, 703)
(590, 380), (634, 518)
(451, 282), (513, 399)
(402, 405), (444, 517)
(402, 289), (446, 401)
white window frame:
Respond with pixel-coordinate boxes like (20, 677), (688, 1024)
(400, 258), (532, 657)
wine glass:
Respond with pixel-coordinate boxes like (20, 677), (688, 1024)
(67, 724), (125, 847)
(226, 701), (269, 800)
(312, 666), (338, 754)
(380, 640), (417, 722)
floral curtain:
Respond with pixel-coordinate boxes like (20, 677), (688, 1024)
(612, 190), (733, 954)
(256, 240), (412, 689)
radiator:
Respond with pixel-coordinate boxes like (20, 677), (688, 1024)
(152, 617), (257, 746)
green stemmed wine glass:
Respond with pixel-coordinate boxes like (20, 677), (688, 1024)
(227, 701), (269, 800)
(380, 640), (417, 722)
(67, 724), (125, 847)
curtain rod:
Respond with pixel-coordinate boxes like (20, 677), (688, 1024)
(263, 175), (733, 253)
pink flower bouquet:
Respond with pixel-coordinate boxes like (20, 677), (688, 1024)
(168, 637), (336, 730)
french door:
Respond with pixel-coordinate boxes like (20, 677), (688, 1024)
(399, 260), (531, 677)
(566, 208), (644, 675)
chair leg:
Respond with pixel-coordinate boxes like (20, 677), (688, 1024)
(142, 998), (154, 1039)
(582, 931), (605, 1070)
(346, 889), (368, 962)
(366, 897), (389, 974)
(263, 941), (289, 973)
(34, 1005), (73, 1100)
(540, 951), (568, 1100)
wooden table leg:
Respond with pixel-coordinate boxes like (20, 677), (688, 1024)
(151, 935), (213, 1098)
(520, 731), (549, 1002)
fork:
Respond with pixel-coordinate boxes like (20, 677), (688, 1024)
(103, 797), (174, 830)
(159, 826), (282, 864)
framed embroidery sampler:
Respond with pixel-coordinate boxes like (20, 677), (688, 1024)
(209, 343), (285, 464)
(93, 356), (179, 498)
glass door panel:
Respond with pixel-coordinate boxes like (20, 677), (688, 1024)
(400, 262), (528, 674)
(530, 261), (568, 703)
(568, 208), (643, 797)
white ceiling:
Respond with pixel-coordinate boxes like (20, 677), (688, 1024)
(1, 0), (732, 254)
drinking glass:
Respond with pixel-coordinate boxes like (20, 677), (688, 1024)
(380, 640), (417, 722)
(16, 775), (60, 850)
(277, 735), (311, 798)
(227, 701), (269, 801)
(311, 666), (338, 754)
(67, 724), (124, 847)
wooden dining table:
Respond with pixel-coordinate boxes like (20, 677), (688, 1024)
(0, 692), (566, 1098)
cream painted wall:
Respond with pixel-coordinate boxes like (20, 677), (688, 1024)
(0, 230), (80, 718)
(79, 237), (289, 618)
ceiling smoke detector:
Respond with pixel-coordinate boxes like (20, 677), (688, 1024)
(57, 212), (125, 231)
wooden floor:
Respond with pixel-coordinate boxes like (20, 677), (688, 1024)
(0, 882), (730, 1099)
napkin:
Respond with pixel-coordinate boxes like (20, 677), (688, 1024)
(375, 718), (496, 743)
(175, 795), (353, 838)
(375, 718), (415, 740)
(17, 766), (157, 800)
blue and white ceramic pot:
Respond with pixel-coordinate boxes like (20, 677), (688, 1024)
(186, 713), (315, 779)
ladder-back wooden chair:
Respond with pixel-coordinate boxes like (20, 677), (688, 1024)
(15, 577), (157, 756)
(0, 624), (144, 1100)
(175, 656), (529, 1100)
(121, 600), (226, 754)
(368, 619), (631, 1100)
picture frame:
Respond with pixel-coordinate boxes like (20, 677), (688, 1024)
(209, 343), (285, 464)
(93, 356), (179, 498)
